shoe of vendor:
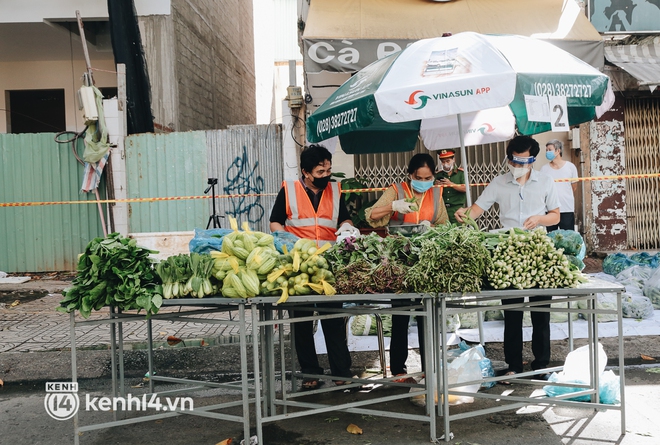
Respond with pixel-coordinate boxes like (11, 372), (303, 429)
(392, 373), (417, 384)
(301, 378), (324, 390)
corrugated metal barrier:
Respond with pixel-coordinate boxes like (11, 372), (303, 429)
(0, 133), (106, 272)
(207, 125), (283, 233)
(1, 125), (283, 272)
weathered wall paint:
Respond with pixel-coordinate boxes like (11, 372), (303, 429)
(586, 116), (628, 251)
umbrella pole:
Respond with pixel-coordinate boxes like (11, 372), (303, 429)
(456, 114), (472, 207)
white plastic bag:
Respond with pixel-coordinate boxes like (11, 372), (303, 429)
(544, 343), (620, 404)
(411, 346), (483, 407)
(562, 343), (607, 382)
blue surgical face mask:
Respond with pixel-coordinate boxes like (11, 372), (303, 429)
(546, 151), (556, 161)
(411, 179), (434, 193)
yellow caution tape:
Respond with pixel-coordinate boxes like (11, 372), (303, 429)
(2, 173), (659, 207)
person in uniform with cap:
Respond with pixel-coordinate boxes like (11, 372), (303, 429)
(434, 148), (466, 224)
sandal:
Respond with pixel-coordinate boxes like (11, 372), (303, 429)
(392, 374), (417, 384)
(500, 371), (516, 386)
(301, 378), (324, 391)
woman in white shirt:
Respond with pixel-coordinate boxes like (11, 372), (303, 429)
(540, 139), (578, 232)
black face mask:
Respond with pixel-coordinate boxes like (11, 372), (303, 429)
(311, 175), (331, 189)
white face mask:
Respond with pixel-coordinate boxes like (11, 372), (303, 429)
(442, 162), (454, 172)
(508, 164), (529, 179)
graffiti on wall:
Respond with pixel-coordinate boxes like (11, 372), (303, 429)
(223, 146), (265, 225)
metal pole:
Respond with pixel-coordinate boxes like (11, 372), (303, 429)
(71, 313), (80, 445)
(457, 114), (472, 207)
(147, 318), (154, 394)
(76, 11), (94, 81)
(76, 10), (109, 237)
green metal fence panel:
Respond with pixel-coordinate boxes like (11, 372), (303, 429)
(0, 133), (105, 272)
(125, 131), (208, 233)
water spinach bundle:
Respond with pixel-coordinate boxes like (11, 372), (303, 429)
(405, 224), (491, 293)
(57, 233), (162, 318)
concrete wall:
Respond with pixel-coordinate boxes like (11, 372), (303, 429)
(584, 93), (627, 252)
(171, 0), (256, 131)
(140, 15), (179, 132)
(0, 0), (170, 22)
(0, 58), (116, 133)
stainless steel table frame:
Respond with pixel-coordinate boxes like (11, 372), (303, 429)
(435, 278), (626, 442)
(248, 293), (439, 443)
(68, 299), (253, 445)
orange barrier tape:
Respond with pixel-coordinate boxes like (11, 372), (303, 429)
(1, 173), (659, 207)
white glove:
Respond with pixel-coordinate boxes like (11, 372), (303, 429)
(391, 199), (415, 214)
(335, 222), (360, 238)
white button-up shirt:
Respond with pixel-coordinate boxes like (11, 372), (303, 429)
(475, 169), (560, 229)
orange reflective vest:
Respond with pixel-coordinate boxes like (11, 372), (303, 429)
(283, 180), (340, 243)
(391, 182), (442, 224)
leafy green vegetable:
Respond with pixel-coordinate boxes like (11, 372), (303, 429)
(57, 233), (163, 318)
(405, 224), (491, 293)
(327, 233), (413, 294)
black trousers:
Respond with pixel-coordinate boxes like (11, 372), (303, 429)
(547, 212), (575, 232)
(291, 302), (352, 379)
(503, 295), (552, 373)
(390, 299), (425, 376)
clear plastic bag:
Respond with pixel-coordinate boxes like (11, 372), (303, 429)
(349, 314), (392, 337)
(622, 294), (654, 319)
(411, 344), (486, 406)
(603, 253), (637, 276)
(577, 293), (618, 322)
(629, 252), (660, 269)
(615, 265), (655, 292)
(547, 229), (585, 257)
(642, 266), (660, 309)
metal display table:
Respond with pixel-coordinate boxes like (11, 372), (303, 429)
(248, 293), (439, 443)
(68, 299), (252, 445)
(66, 278), (626, 444)
(435, 277), (626, 442)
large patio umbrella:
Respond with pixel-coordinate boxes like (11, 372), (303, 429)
(306, 32), (613, 205)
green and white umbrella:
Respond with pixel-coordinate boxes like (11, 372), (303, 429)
(306, 32), (612, 205)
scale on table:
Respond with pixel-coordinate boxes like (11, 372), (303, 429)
(387, 223), (428, 237)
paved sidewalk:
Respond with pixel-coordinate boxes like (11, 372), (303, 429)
(0, 283), (251, 354)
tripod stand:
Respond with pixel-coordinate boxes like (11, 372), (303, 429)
(204, 178), (224, 229)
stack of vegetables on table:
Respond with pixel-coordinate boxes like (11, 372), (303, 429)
(59, 215), (590, 318)
(57, 233), (163, 318)
(485, 227), (587, 290)
(214, 222), (336, 303)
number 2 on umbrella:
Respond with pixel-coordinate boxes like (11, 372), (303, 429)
(549, 96), (569, 132)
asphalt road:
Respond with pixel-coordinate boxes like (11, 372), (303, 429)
(2, 366), (660, 445)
